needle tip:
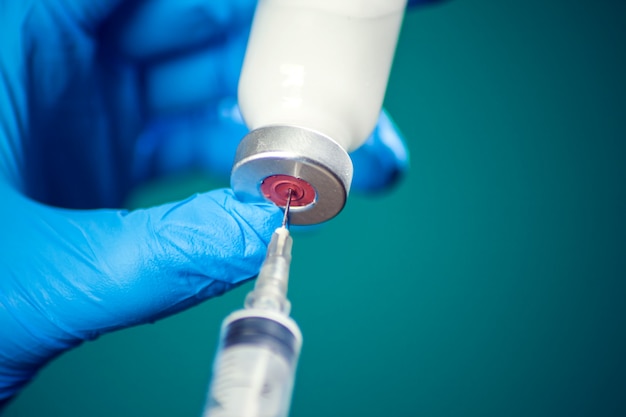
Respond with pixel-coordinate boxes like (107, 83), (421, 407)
(281, 189), (293, 228)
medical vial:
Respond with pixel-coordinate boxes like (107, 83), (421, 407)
(232, 0), (408, 224)
(239, 0), (407, 151)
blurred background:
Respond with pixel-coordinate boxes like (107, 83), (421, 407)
(6, 0), (626, 416)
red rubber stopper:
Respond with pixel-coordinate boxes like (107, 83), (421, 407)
(261, 175), (317, 207)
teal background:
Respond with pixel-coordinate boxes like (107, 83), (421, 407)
(6, 0), (626, 416)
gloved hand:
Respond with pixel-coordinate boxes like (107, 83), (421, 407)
(0, 0), (418, 406)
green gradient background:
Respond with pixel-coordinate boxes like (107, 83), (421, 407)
(6, 0), (626, 416)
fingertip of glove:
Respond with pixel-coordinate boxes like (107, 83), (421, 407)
(121, 188), (282, 293)
(350, 111), (410, 194)
(182, 188), (281, 257)
(155, 188), (281, 237)
(196, 189), (282, 282)
(218, 188), (283, 241)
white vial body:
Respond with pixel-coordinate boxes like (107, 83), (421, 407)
(238, 0), (407, 152)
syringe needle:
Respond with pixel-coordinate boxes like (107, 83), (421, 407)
(247, 208), (293, 313)
(282, 189), (293, 229)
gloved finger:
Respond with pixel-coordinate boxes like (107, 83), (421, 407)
(0, 187), (281, 398)
(108, 0), (257, 60)
(132, 97), (246, 183)
(142, 25), (248, 115)
(60, 189), (282, 335)
(1, 188), (281, 361)
(349, 109), (409, 193)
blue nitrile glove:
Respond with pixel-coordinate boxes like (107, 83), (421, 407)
(0, 0), (425, 406)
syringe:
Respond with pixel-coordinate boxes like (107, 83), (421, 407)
(202, 193), (302, 417)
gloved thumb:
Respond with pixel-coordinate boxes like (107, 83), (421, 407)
(52, 188), (282, 334)
(0, 187), (281, 395)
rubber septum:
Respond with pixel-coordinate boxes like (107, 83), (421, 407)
(261, 175), (317, 207)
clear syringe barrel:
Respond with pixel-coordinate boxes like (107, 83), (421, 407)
(202, 309), (303, 417)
